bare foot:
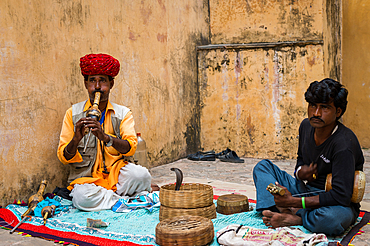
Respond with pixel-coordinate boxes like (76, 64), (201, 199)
(151, 183), (160, 192)
(276, 206), (293, 214)
(262, 210), (302, 228)
(276, 207), (300, 215)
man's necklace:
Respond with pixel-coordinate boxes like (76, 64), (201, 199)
(100, 123), (109, 174)
(331, 124), (338, 135)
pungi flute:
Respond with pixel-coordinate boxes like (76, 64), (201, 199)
(82, 92), (102, 153)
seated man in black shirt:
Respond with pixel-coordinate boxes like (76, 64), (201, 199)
(253, 78), (364, 236)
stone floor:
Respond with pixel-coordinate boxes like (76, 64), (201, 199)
(152, 149), (370, 204)
(1, 149), (370, 245)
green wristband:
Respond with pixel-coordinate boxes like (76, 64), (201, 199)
(302, 197), (306, 209)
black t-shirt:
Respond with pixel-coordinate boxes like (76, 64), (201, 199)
(296, 118), (364, 210)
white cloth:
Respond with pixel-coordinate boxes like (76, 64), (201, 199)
(70, 183), (121, 211)
(216, 225), (328, 246)
(115, 163), (152, 196)
(70, 163), (152, 211)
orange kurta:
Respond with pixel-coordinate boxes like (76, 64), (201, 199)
(57, 100), (137, 191)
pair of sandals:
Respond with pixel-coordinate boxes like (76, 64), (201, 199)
(187, 148), (244, 163)
(217, 148), (244, 163)
(187, 150), (216, 161)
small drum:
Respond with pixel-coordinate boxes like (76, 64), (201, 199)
(155, 215), (214, 246)
(325, 170), (366, 203)
(216, 194), (249, 215)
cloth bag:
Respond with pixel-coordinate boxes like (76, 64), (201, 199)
(217, 224), (328, 246)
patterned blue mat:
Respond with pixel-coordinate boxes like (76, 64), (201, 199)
(3, 196), (354, 245)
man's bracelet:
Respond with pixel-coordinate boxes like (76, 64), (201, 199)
(65, 147), (76, 156)
(302, 197), (306, 209)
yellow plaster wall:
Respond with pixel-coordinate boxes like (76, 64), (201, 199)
(0, 0), (209, 207)
(209, 0), (323, 44)
(0, 0), (351, 207)
(342, 0), (370, 147)
(198, 45), (325, 159)
(198, 0), (329, 158)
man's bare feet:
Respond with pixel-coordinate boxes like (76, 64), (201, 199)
(151, 183), (160, 192)
(262, 210), (303, 228)
(276, 206), (293, 214)
(276, 207), (300, 215)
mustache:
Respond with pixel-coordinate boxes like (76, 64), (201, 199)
(310, 116), (324, 123)
(93, 90), (103, 94)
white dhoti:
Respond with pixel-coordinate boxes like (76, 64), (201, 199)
(70, 163), (152, 211)
(115, 162), (152, 196)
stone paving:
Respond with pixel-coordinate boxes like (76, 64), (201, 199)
(152, 149), (370, 203)
(1, 149), (370, 245)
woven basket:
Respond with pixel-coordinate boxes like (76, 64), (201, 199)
(156, 215), (214, 246)
(159, 183), (213, 209)
(159, 203), (216, 221)
(216, 194), (249, 215)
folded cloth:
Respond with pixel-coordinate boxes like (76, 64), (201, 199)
(217, 224), (328, 246)
(53, 187), (72, 201)
(112, 191), (160, 213)
(33, 197), (69, 217)
(87, 218), (110, 228)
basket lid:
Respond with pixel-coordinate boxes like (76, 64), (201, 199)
(217, 194), (248, 206)
(156, 215), (213, 235)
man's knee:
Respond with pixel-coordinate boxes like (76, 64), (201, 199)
(253, 159), (273, 175)
(303, 207), (352, 236)
(71, 184), (111, 210)
(307, 214), (346, 236)
(116, 164), (152, 196)
(128, 164), (151, 181)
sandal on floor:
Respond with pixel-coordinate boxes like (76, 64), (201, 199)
(187, 150), (216, 161)
(216, 148), (231, 158)
(219, 150), (244, 163)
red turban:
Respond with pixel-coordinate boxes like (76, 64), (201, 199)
(80, 53), (120, 77)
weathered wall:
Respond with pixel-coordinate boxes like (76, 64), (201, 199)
(342, 1), (370, 148)
(198, 45), (325, 159)
(1, 0), (359, 207)
(209, 0), (323, 44)
(0, 0), (209, 207)
(198, 0), (329, 158)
